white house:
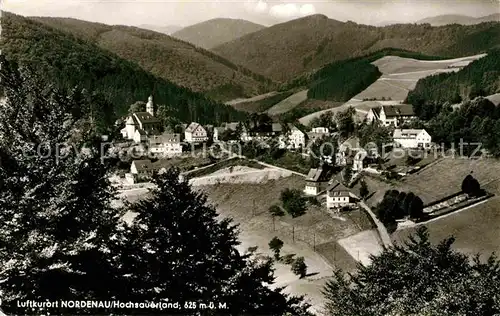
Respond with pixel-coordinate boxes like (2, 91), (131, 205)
(184, 122), (208, 143)
(366, 104), (416, 127)
(148, 133), (182, 157)
(288, 124), (307, 149)
(121, 96), (162, 142)
(326, 181), (356, 209)
(393, 129), (432, 149)
(311, 127), (329, 134)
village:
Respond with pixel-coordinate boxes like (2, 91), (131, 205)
(110, 95), (444, 217)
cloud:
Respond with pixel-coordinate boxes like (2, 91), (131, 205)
(245, 0), (316, 20)
(269, 3), (316, 19)
(255, 0), (269, 13)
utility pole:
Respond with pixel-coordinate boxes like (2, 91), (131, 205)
(334, 242), (337, 263)
(292, 226), (295, 242)
(272, 216), (275, 231)
(313, 233), (316, 252)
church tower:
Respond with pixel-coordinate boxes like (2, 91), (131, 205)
(146, 95), (154, 117)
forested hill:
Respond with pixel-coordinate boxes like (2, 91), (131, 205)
(407, 49), (500, 119)
(29, 16), (274, 102)
(1, 12), (246, 125)
(212, 14), (500, 82)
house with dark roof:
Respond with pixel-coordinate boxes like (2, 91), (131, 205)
(326, 181), (356, 209)
(366, 104), (416, 127)
(304, 166), (333, 196)
(184, 122), (208, 143)
(121, 96), (162, 143)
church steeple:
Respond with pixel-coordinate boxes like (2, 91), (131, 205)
(146, 95), (154, 117)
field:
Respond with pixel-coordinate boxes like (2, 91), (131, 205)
(266, 90), (309, 116)
(388, 158), (500, 262)
(299, 53), (486, 126)
(392, 194), (500, 261)
(199, 174), (376, 313)
(397, 158), (500, 205)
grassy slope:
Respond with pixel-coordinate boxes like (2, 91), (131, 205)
(392, 178), (500, 261)
(283, 48), (461, 102)
(2, 12), (245, 124)
(31, 16), (275, 101)
(172, 18), (266, 50)
(213, 15), (500, 82)
(229, 91), (295, 113)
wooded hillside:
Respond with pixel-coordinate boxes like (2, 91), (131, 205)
(2, 12), (246, 125)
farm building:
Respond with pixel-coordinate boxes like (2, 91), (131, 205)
(148, 133), (183, 157)
(366, 104), (416, 127)
(393, 129), (432, 149)
(184, 122), (208, 143)
(304, 166), (332, 196)
(326, 181), (357, 209)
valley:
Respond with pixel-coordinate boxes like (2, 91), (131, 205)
(3, 3), (500, 315)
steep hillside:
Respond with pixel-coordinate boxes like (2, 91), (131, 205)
(407, 49), (500, 115)
(416, 13), (500, 26)
(137, 24), (182, 35)
(212, 14), (500, 82)
(172, 18), (266, 49)
(30, 16), (274, 101)
(2, 12), (245, 125)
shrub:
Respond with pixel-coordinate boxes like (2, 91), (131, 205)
(291, 257), (307, 278)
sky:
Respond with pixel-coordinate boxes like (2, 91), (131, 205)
(2, 0), (499, 27)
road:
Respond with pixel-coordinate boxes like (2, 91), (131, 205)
(358, 201), (393, 248)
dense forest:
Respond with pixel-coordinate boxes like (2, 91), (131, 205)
(426, 97), (500, 157)
(407, 49), (500, 118)
(282, 48), (450, 102)
(1, 13), (246, 126)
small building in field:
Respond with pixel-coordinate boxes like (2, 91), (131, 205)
(366, 104), (416, 127)
(393, 129), (432, 149)
(148, 133), (182, 157)
(184, 122), (208, 143)
(326, 181), (356, 209)
(304, 166), (332, 196)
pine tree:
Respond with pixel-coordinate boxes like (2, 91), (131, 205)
(0, 58), (125, 314)
(116, 169), (311, 315)
(324, 227), (500, 316)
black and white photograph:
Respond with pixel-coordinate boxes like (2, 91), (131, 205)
(0, 0), (499, 314)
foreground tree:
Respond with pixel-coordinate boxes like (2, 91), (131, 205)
(117, 169), (311, 315)
(324, 227), (500, 316)
(0, 58), (125, 314)
(0, 59), (311, 315)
